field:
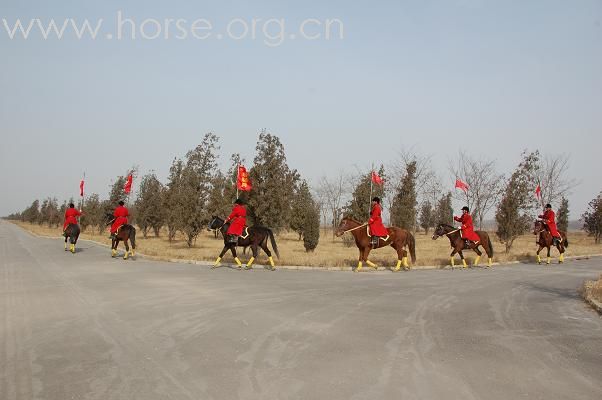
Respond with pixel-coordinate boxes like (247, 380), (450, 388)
(9, 220), (602, 269)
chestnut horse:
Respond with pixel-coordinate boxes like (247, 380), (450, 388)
(335, 217), (416, 272)
(533, 220), (568, 264)
(432, 223), (494, 267)
(105, 214), (136, 260)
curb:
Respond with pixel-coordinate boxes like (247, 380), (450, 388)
(8, 222), (602, 272)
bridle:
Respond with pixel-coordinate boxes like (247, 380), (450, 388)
(338, 220), (368, 235)
(432, 225), (460, 239)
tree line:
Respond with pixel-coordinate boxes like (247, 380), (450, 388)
(6, 134), (602, 253)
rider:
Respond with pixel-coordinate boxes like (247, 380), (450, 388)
(454, 206), (480, 246)
(368, 197), (388, 248)
(539, 203), (561, 245)
(224, 198), (247, 244)
(63, 203), (82, 235)
(110, 200), (129, 239)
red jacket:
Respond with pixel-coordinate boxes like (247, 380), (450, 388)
(226, 204), (246, 235)
(63, 208), (81, 231)
(111, 205), (129, 234)
(368, 203), (389, 236)
(538, 209), (560, 237)
(454, 213), (480, 242)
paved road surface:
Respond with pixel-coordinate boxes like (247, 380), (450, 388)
(1, 220), (601, 400)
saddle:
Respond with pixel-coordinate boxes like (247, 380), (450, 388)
(227, 227), (250, 243)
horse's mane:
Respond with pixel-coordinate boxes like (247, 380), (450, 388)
(438, 223), (454, 229)
(342, 216), (363, 224)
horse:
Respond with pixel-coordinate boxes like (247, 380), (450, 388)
(432, 223), (494, 268)
(208, 216), (280, 270)
(335, 216), (416, 272)
(63, 223), (80, 253)
(533, 220), (568, 264)
(105, 214), (137, 260)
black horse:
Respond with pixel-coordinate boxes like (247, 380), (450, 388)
(105, 214), (137, 260)
(63, 223), (80, 253)
(208, 216), (279, 270)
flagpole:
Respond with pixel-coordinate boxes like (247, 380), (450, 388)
(236, 164), (240, 200)
(368, 164), (374, 219)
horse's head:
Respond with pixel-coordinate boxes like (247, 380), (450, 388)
(104, 213), (114, 225)
(208, 216), (224, 231)
(431, 223), (447, 240)
(533, 220), (544, 235)
(335, 216), (357, 237)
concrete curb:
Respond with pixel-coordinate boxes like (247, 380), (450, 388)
(585, 297), (602, 314)
(9, 222), (602, 272)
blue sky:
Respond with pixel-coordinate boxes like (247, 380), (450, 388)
(1, 0), (600, 217)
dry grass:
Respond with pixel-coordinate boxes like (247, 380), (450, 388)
(583, 275), (602, 304)
(9, 220), (602, 269)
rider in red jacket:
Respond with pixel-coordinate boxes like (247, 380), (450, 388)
(454, 206), (480, 245)
(539, 203), (561, 242)
(63, 203), (82, 232)
(225, 198), (247, 240)
(110, 201), (129, 237)
(368, 197), (388, 247)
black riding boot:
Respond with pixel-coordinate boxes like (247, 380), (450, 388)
(371, 236), (379, 248)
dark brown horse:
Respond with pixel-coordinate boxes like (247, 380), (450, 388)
(335, 217), (416, 272)
(106, 214), (136, 260)
(208, 216), (279, 270)
(533, 220), (568, 264)
(63, 223), (80, 253)
(432, 223), (494, 267)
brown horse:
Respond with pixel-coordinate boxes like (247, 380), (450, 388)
(106, 214), (136, 260)
(533, 220), (568, 264)
(335, 217), (416, 272)
(432, 223), (494, 267)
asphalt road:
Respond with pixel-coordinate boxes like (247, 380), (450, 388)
(1, 220), (601, 400)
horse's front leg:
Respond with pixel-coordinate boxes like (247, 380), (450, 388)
(546, 246), (551, 265)
(449, 248), (458, 268)
(355, 247), (367, 272)
(111, 239), (118, 257)
(229, 245), (242, 268)
(557, 243), (565, 263)
(212, 245), (230, 268)
(458, 250), (468, 268)
(536, 245), (544, 264)
(364, 247), (378, 270)
(64, 235), (68, 251)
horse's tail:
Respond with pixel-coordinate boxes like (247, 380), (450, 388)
(408, 231), (416, 263)
(129, 226), (136, 250)
(267, 229), (280, 259)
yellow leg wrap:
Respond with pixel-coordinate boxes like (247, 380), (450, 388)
(123, 251), (129, 260)
(213, 257), (222, 267)
(111, 249), (117, 257)
(64, 242), (68, 250)
(559, 253), (564, 263)
(462, 259), (468, 268)
(234, 257), (242, 267)
(268, 256), (275, 269)
(394, 260), (402, 271)
(450, 257), (455, 267)
(246, 257), (255, 268)
(402, 256), (409, 268)
(366, 260), (377, 269)
(546, 257), (551, 265)
(488, 258), (493, 267)
(131, 249), (135, 256)
(473, 256), (481, 266)
(355, 261), (363, 272)
(537, 254), (541, 264)
(70, 244), (75, 253)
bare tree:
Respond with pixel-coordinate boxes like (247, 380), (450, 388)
(449, 151), (504, 230)
(316, 171), (349, 241)
(537, 153), (578, 209)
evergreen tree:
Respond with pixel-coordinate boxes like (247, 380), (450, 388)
(164, 158), (184, 242)
(289, 180), (313, 240)
(495, 150), (540, 252)
(248, 130), (299, 230)
(135, 173), (165, 238)
(22, 200), (40, 223)
(104, 176), (127, 217)
(391, 161), (417, 230)
(303, 203), (321, 252)
(80, 193), (103, 233)
(582, 192), (602, 244)
(419, 200), (434, 234)
(556, 197), (569, 233)
(435, 192), (453, 225)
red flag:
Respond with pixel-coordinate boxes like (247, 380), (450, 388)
(79, 179), (85, 197)
(123, 174), (133, 194)
(237, 165), (252, 191)
(535, 184), (541, 199)
(455, 178), (469, 193)
(371, 171), (383, 185)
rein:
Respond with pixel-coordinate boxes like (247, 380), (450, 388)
(340, 222), (368, 234)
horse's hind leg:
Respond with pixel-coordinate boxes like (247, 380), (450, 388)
(473, 246), (483, 266)
(123, 239), (130, 260)
(260, 238), (276, 269)
(557, 244), (565, 263)
(546, 246), (551, 265)
(392, 244), (408, 272)
(245, 245), (258, 270)
(459, 250), (468, 268)
(111, 239), (118, 257)
(64, 235), (68, 251)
